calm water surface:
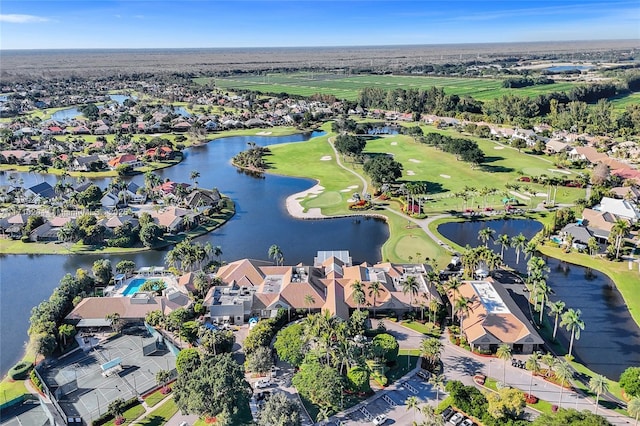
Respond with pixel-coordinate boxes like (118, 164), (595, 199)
(0, 132), (389, 374)
(438, 219), (640, 379)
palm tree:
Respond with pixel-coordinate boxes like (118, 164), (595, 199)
(628, 396), (640, 426)
(444, 276), (462, 322)
(105, 313), (122, 333)
(525, 352), (541, 396)
(429, 374), (446, 402)
(268, 244), (284, 266)
(454, 296), (473, 341)
(560, 308), (585, 358)
(548, 300), (566, 341)
(402, 276), (420, 310)
(405, 395), (420, 424)
(419, 337), (443, 367)
(554, 360), (574, 406)
(523, 241), (537, 260)
(429, 298), (440, 325)
(510, 233), (527, 265)
(421, 404), (444, 426)
(496, 344), (512, 385)
(541, 353), (556, 378)
(611, 218), (630, 259)
(58, 324), (75, 347)
(189, 170), (200, 188)
(368, 281), (385, 318)
(316, 406), (331, 423)
(587, 237), (599, 257)
(304, 294), (315, 314)
(588, 374), (609, 415)
(478, 227), (495, 247)
(535, 281), (554, 324)
(495, 234), (511, 260)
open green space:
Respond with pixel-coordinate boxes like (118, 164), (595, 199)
(196, 73), (581, 102)
(142, 388), (172, 408)
(136, 398), (179, 426)
(105, 402), (146, 426)
(609, 92), (640, 112)
(484, 377), (554, 415)
(399, 320), (441, 337)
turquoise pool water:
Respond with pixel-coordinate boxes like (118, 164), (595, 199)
(122, 278), (146, 296)
(551, 236), (562, 244)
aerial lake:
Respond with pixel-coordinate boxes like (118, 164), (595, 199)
(438, 219), (640, 379)
(0, 131), (389, 374)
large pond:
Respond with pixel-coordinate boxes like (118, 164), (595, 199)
(0, 131), (389, 374)
(438, 219), (640, 379)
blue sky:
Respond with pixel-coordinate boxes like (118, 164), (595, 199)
(1, 1), (638, 49)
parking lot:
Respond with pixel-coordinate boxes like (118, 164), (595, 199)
(328, 371), (443, 425)
(39, 327), (176, 424)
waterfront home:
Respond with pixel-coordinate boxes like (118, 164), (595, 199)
(610, 186), (640, 203)
(29, 217), (73, 242)
(207, 252), (441, 324)
(446, 278), (544, 354)
(581, 208), (616, 242)
(107, 153), (143, 170)
(72, 154), (101, 171)
(25, 181), (56, 203)
(183, 188), (222, 211)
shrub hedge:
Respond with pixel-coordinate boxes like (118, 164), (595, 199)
(8, 362), (32, 380)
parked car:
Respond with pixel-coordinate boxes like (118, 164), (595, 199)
(372, 414), (388, 425)
(449, 413), (465, 425)
(461, 419), (475, 426)
(417, 370), (429, 380)
(255, 378), (273, 389)
(441, 407), (455, 421)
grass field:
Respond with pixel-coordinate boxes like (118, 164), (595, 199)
(267, 122), (584, 265)
(196, 72), (581, 102)
(136, 398), (179, 426)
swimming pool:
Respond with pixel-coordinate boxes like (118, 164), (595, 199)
(122, 278), (146, 296)
(551, 236), (562, 244)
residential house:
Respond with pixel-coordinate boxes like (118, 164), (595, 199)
(610, 186), (640, 203)
(73, 155), (101, 171)
(446, 279), (544, 354)
(581, 208), (618, 242)
(595, 197), (640, 223)
(183, 188), (221, 211)
(29, 217), (73, 242)
(544, 140), (570, 155)
(107, 154), (143, 170)
(568, 146), (608, 164)
(25, 182), (56, 203)
(100, 191), (120, 209)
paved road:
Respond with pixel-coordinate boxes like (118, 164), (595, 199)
(382, 320), (634, 426)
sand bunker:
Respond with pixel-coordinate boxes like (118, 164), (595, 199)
(440, 174), (451, 179)
(256, 131), (272, 136)
(407, 170), (416, 176)
(494, 146), (505, 150)
(340, 189), (351, 192)
(409, 158), (421, 163)
(320, 156), (332, 161)
(536, 193), (547, 197)
(348, 185), (359, 189)
(391, 142), (398, 146)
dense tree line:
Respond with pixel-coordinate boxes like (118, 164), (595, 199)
(334, 134), (367, 156)
(420, 133), (486, 166)
(357, 87), (482, 116)
(28, 269), (95, 358)
(502, 76), (554, 88)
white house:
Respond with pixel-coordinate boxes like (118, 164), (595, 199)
(595, 197), (640, 223)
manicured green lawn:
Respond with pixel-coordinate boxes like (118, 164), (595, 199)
(387, 355), (420, 381)
(198, 73), (580, 102)
(106, 402), (146, 426)
(485, 377), (554, 415)
(400, 320), (440, 337)
(0, 377), (28, 406)
(143, 389), (171, 408)
(136, 398), (179, 426)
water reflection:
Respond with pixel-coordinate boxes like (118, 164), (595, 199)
(438, 219), (640, 379)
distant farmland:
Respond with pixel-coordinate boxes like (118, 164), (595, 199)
(195, 73), (580, 101)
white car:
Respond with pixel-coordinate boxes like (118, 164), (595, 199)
(255, 378), (273, 389)
(449, 413), (465, 425)
(372, 414), (387, 425)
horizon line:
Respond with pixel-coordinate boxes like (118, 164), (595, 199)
(2, 38), (638, 52)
